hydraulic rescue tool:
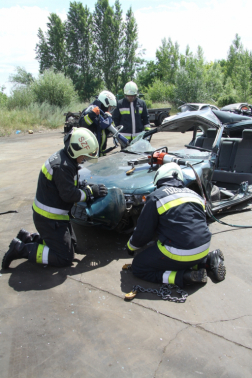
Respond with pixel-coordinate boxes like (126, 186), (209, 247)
(127, 147), (206, 202)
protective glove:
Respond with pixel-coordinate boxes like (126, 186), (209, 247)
(90, 184), (108, 198)
(126, 243), (135, 256)
(104, 112), (112, 118)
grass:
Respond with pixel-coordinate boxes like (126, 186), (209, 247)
(0, 101), (88, 136)
(0, 100), (177, 137)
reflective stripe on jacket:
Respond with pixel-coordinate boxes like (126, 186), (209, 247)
(33, 148), (82, 221)
(112, 97), (150, 139)
(128, 179), (211, 262)
(79, 100), (109, 156)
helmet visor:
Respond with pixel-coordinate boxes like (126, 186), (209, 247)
(87, 147), (99, 158)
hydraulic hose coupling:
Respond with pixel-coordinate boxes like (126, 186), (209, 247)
(107, 124), (129, 149)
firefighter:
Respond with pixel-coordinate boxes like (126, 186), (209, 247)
(112, 81), (151, 142)
(2, 128), (108, 269)
(79, 90), (117, 156)
(126, 163), (226, 287)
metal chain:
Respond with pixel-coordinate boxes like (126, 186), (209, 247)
(132, 284), (188, 303)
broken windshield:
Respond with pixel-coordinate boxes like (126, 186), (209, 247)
(123, 132), (156, 154)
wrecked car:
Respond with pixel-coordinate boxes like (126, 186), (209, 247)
(179, 103), (219, 112)
(71, 108), (252, 233)
(221, 103), (252, 117)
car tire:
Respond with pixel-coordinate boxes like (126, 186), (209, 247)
(158, 112), (168, 126)
(210, 185), (221, 202)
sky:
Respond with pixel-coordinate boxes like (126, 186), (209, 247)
(1, 0), (252, 95)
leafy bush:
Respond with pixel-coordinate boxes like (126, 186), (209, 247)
(217, 94), (239, 108)
(31, 69), (78, 107)
(0, 91), (8, 107)
(142, 93), (152, 108)
(7, 86), (35, 109)
(146, 79), (174, 103)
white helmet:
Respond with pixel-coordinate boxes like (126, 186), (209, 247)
(98, 90), (116, 108)
(67, 127), (99, 161)
(124, 81), (138, 96)
(153, 163), (183, 185)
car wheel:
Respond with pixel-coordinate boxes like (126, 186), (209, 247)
(158, 113), (168, 126)
(210, 185), (221, 202)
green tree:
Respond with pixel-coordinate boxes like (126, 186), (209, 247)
(136, 60), (159, 90)
(217, 77), (239, 107)
(205, 62), (224, 102)
(35, 13), (66, 73)
(155, 38), (180, 84)
(226, 33), (242, 82)
(120, 7), (139, 86)
(235, 50), (251, 101)
(65, 1), (101, 100)
(174, 47), (208, 104)
(93, 0), (124, 93)
(9, 66), (34, 86)
(35, 28), (52, 72)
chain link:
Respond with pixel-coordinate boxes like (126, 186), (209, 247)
(132, 284), (188, 303)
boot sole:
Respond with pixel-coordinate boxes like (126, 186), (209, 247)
(2, 239), (17, 269)
(214, 262), (226, 281)
(190, 269), (208, 283)
(217, 249), (224, 261)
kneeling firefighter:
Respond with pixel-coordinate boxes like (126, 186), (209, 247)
(79, 90), (128, 156)
(126, 163), (226, 287)
(2, 128), (108, 269)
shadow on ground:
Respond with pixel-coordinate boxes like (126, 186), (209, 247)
(1, 223), (130, 292)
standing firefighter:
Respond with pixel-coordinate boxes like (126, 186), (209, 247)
(126, 163), (226, 288)
(112, 81), (151, 142)
(2, 128), (108, 269)
(79, 90), (117, 156)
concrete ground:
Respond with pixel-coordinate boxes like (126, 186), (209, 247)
(0, 129), (252, 378)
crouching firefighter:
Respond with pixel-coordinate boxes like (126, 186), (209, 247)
(2, 128), (108, 269)
(126, 163), (226, 288)
(79, 90), (118, 156)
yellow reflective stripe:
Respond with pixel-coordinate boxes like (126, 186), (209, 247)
(157, 240), (209, 262)
(41, 164), (52, 181)
(144, 127), (151, 131)
(33, 201), (69, 220)
(74, 175), (77, 186)
(127, 239), (138, 251)
(43, 240), (47, 246)
(36, 244), (44, 264)
(168, 271), (177, 284)
(157, 197), (205, 215)
(101, 130), (106, 148)
(84, 114), (93, 125)
(120, 110), (130, 114)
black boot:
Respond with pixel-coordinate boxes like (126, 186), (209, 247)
(183, 268), (208, 284)
(2, 238), (28, 269)
(16, 228), (33, 243)
(206, 249), (226, 281)
(16, 229), (40, 244)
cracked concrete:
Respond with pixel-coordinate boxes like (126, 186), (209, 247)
(1, 129), (252, 377)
